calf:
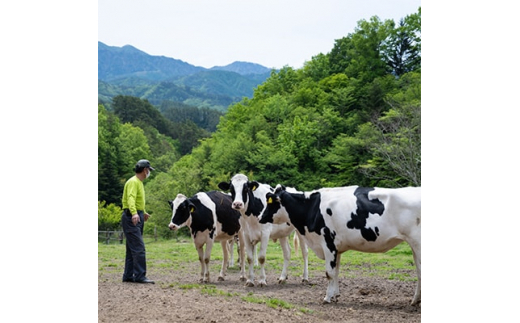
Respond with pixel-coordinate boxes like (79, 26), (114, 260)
(168, 191), (246, 283)
(218, 174), (309, 287)
(259, 185), (421, 305)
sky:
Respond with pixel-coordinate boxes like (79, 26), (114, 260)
(98, 0), (421, 69)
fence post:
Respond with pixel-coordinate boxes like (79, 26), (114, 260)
(154, 226), (157, 242)
(105, 231), (110, 244)
(119, 231), (124, 244)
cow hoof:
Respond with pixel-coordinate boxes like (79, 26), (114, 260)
(301, 278), (310, 284)
(277, 278), (287, 284)
(218, 276), (225, 281)
(259, 281), (267, 287)
(245, 281), (255, 287)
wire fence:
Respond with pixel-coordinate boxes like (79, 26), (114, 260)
(98, 226), (181, 244)
(98, 230), (126, 245)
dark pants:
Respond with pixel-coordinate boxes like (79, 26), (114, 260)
(121, 209), (147, 282)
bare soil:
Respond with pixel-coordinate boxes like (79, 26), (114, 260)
(98, 259), (420, 323)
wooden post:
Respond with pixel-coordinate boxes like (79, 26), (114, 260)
(154, 226), (157, 242)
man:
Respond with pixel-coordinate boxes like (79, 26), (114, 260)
(121, 159), (155, 284)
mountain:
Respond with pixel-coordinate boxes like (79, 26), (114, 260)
(210, 61), (272, 75)
(98, 42), (204, 82)
(98, 42), (273, 111)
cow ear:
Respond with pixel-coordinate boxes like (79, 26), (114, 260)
(266, 193), (275, 204)
(187, 200), (196, 214)
(168, 200), (173, 209)
(218, 181), (230, 191)
(249, 181), (260, 191)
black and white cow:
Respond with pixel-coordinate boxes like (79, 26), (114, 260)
(259, 185), (421, 305)
(168, 191), (246, 283)
(218, 174), (309, 287)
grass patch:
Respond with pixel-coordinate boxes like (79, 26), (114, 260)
(266, 298), (293, 310)
(240, 292), (294, 310)
(173, 283), (239, 298)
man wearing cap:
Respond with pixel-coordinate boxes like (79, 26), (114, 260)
(121, 159), (155, 284)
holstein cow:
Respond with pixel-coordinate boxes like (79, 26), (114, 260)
(218, 174), (309, 287)
(168, 191), (246, 283)
(259, 185), (421, 305)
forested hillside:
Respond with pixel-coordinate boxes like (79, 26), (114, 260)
(98, 8), (421, 237)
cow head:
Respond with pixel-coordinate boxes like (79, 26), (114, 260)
(168, 193), (196, 231)
(258, 185), (290, 225)
(218, 173), (260, 212)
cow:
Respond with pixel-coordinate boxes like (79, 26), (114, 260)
(226, 235), (239, 268)
(168, 190), (246, 283)
(218, 174), (309, 287)
(259, 184), (421, 305)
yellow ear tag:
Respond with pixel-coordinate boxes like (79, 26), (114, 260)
(267, 197), (273, 204)
(190, 207), (195, 213)
(252, 185), (257, 191)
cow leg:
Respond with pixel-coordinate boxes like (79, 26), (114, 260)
(251, 243), (258, 266)
(237, 230), (246, 282)
(296, 231), (309, 284)
(218, 240), (229, 281)
(323, 251), (342, 304)
(293, 232), (299, 257)
(195, 244), (206, 283)
(244, 238), (256, 287)
(277, 236), (290, 284)
(408, 239), (421, 305)
(227, 238), (234, 268)
(257, 234), (270, 287)
(202, 240), (214, 283)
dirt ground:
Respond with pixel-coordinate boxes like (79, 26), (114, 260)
(98, 258), (420, 323)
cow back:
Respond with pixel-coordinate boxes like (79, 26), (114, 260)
(206, 191), (241, 236)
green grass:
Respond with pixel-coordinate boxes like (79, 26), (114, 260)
(99, 236), (417, 312)
(240, 292), (296, 311)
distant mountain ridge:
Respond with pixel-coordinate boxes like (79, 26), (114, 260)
(210, 61), (272, 75)
(98, 42), (204, 82)
(98, 41), (273, 110)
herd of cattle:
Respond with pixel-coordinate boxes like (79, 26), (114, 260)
(168, 173), (421, 306)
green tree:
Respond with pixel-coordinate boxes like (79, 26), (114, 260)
(329, 16), (393, 82)
(382, 9), (421, 76)
(98, 104), (125, 205)
(357, 70), (421, 187)
(118, 123), (153, 180)
(112, 95), (210, 155)
(98, 201), (122, 230)
(142, 172), (178, 238)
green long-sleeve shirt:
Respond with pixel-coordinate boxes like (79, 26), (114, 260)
(122, 175), (146, 215)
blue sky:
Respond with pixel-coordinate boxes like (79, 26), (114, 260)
(98, 0), (421, 69)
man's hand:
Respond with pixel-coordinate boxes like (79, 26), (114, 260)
(132, 214), (140, 226)
(144, 213), (151, 222)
